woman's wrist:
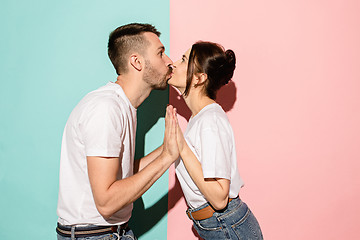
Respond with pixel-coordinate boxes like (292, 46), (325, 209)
(179, 144), (191, 160)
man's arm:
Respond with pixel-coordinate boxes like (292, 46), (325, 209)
(133, 145), (163, 174)
(87, 105), (178, 219)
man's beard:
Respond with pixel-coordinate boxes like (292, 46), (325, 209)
(143, 60), (172, 90)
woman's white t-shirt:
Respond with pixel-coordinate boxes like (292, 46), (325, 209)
(175, 103), (244, 209)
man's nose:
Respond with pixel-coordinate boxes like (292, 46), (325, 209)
(164, 54), (173, 66)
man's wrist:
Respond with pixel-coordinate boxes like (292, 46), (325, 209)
(159, 150), (175, 166)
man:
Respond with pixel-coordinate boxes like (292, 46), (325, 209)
(56, 23), (178, 239)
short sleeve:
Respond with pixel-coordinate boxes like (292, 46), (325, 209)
(80, 99), (124, 157)
(199, 124), (232, 180)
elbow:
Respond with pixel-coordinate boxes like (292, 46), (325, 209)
(96, 201), (128, 220)
(211, 198), (229, 211)
(94, 197), (113, 219)
(97, 205), (113, 220)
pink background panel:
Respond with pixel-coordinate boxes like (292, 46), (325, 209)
(168, 0), (360, 239)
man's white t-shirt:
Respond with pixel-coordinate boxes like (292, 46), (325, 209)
(57, 82), (137, 226)
(175, 103), (244, 209)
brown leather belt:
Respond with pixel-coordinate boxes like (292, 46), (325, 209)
(186, 197), (235, 221)
(56, 222), (128, 238)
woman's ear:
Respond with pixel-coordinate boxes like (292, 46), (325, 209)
(194, 73), (208, 87)
(129, 54), (143, 71)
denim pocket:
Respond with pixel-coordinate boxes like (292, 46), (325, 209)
(193, 218), (228, 240)
(121, 229), (137, 240)
(78, 233), (117, 240)
(194, 214), (222, 231)
(231, 209), (263, 240)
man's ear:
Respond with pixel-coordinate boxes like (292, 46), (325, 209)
(129, 54), (143, 71)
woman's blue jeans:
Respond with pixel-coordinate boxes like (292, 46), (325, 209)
(188, 197), (263, 240)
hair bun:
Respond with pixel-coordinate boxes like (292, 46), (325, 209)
(225, 49), (236, 70)
(221, 49), (236, 85)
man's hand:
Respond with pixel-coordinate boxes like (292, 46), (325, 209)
(161, 105), (179, 161)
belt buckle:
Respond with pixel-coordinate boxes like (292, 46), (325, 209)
(111, 226), (118, 233)
(186, 209), (193, 220)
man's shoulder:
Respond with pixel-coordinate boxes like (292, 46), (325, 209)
(67, 91), (124, 125)
(82, 85), (127, 109)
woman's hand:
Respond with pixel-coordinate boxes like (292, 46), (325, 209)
(172, 108), (186, 155)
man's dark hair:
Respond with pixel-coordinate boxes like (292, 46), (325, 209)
(108, 23), (161, 75)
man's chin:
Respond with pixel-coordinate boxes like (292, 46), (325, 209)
(152, 74), (172, 90)
(153, 82), (168, 90)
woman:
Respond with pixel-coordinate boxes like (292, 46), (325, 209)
(168, 41), (263, 239)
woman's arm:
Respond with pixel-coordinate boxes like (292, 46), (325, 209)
(173, 109), (230, 210)
(180, 144), (230, 210)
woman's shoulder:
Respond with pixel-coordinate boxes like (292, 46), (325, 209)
(196, 103), (229, 128)
(200, 103), (227, 119)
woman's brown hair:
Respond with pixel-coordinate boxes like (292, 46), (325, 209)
(183, 41), (236, 100)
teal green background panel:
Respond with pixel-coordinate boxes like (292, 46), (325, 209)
(0, 0), (170, 239)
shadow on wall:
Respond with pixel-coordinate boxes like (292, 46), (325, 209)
(129, 81), (237, 238)
(168, 80), (237, 240)
(169, 80), (237, 121)
(130, 88), (183, 237)
(131, 176), (183, 237)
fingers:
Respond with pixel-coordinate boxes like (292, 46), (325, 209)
(163, 105), (180, 161)
(171, 108), (177, 138)
(165, 105), (175, 141)
(172, 108), (183, 136)
(166, 105), (175, 137)
(173, 108), (177, 123)
(173, 108), (181, 132)
(166, 105), (175, 122)
(165, 105), (169, 129)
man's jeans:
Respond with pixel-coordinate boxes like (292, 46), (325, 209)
(188, 197), (263, 239)
(57, 225), (137, 240)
